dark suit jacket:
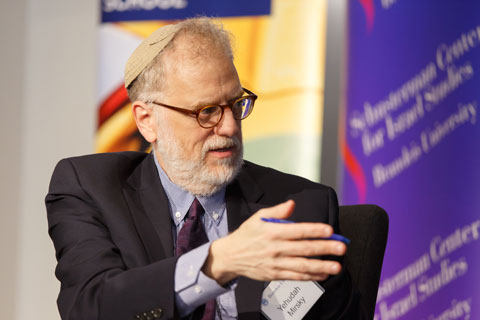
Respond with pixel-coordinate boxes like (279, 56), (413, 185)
(46, 152), (360, 320)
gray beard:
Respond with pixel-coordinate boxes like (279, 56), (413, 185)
(155, 132), (243, 196)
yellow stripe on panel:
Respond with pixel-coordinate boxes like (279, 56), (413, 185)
(116, 21), (170, 38)
(225, 0), (328, 180)
(96, 104), (139, 152)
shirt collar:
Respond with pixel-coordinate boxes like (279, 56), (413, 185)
(153, 152), (226, 226)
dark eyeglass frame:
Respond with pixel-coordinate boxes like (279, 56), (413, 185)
(149, 87), (257, 128)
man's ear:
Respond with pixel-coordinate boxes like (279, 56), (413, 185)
(132, 101), (157, 143)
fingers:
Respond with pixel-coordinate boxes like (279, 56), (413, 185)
(265, 222), (334, 240)
(278, 239), (347, 257)
(264, 270), (329, 282)
(256, 200), (295, 220)
(213, 200), (347, 283)
(261, 257), (342, 281)
(277, 257), (342, 275)
(254, 200), (335, 240)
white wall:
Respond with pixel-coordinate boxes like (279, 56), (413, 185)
(0, 0), (26, 318)
(321, 0), (346, 193)
(0, 1), (97, 318)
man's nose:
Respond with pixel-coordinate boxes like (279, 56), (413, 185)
(214, 107), (240, 136)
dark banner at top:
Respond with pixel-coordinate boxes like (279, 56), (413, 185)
(101, 0), (271, 22)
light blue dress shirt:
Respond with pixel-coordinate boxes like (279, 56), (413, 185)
(154, 153), (238, 319)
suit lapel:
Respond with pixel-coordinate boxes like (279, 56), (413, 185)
(123, 157), (268, 317)
(226, 164), (268, 319)
(122, 154), (174, 262)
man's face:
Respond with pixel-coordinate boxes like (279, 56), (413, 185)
(152, 53), (244, 195)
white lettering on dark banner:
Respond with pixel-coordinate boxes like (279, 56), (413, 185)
(427, 298), (472, 320)
(374, 219), (480, 319)
(436, 26), (480, 71)
(103, 0), (188, 12)
(347, 25), (480, 185)
(417, 257), (468, 301)
(430, 220), (480, 263)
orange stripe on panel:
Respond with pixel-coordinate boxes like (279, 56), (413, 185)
(98, 84), (130, 127)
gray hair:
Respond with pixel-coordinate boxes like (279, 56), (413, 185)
(127, 17), (234, 103)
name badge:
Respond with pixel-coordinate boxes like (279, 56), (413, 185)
(261, 280), (325, 320)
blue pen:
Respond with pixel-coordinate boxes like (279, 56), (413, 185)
(261, 217), (351, 244)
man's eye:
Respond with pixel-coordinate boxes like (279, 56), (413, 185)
(200, 106), (219, 116)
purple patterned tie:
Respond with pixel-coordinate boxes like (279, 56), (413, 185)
(176, 198), (216, 320)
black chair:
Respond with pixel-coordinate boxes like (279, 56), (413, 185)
(339, 205), (389, 319)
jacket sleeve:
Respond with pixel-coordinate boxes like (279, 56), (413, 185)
(46, 158), (178, 320)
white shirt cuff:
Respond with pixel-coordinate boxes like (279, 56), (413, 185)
(174, 242), (229, 316)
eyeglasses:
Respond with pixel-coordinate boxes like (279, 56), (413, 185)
(149, 88), (257, 128)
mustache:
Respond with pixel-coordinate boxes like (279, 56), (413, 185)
(202, 136), (241, 153)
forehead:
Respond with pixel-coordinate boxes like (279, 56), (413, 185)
(162, 51), (242, 107)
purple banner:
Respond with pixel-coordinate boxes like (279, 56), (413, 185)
(342, 0), (480, 318)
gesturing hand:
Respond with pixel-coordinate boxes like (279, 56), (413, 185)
(202, 200), (346, 285)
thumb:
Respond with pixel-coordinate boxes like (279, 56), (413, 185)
(257, 200), (295, 220)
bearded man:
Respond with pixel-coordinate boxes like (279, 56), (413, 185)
(46, 18), (361, 320)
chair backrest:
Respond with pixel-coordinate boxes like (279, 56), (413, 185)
(339, 204), (389, 318)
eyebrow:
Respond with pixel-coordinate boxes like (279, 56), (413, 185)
(190, 89), (245, 110)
